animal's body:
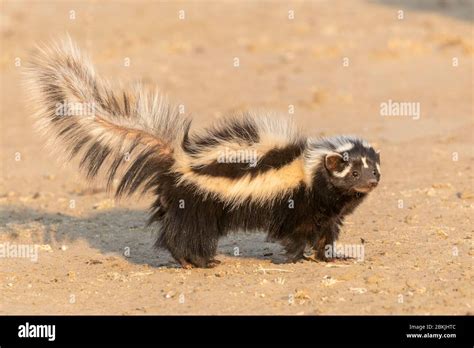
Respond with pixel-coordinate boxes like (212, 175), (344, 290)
(26, 38), (381, 268)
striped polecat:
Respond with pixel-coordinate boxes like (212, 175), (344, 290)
(26, 39), (381, 268)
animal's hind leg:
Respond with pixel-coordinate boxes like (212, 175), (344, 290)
(156, 217), (220, 268)
(185, 235), (220, 268)
(185, 254), (218, 268)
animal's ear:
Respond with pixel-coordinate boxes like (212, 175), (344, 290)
(376, 150), (381, 162)
(325, 153), (344, 172)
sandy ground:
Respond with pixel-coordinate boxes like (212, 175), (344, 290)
(0, 0), (472, 315)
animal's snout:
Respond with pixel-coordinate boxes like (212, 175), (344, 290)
(368, 179), (378, 188)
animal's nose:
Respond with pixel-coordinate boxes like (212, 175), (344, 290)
(368, 179), (378, 188)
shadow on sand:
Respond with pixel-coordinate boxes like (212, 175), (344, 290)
(0, 205), (284, 268)
(373, 0), (473, 22)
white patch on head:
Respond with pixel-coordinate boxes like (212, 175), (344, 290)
(332, 163), (352, 178)
(376, 163), (381, 174)
(335, 143), (354, 153)
(361, 156), (368, 168)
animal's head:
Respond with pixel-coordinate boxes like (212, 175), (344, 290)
(324, 138), (380, 194)
(305, 136), (381, 194)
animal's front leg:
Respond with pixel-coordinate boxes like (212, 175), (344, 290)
(314, 220), (340, 261)
(283, 239), (307, 263)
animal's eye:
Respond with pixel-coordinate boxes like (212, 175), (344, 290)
(372, 169), (377, 176)
(352, 171), (359, 178)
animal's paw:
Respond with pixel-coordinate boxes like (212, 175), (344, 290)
(206, 259), (221, 268)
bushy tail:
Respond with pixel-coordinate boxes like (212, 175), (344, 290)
(25, 37), (190, 197)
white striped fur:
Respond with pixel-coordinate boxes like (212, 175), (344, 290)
(361, 156), (369, 168)
(172, 113), (305, 206)
(25, 37), (189, 192)
(178, 112), (301, 169)
(332, 163), (352, 178)
(25, 38), (378, 209)
(174, 156), (306, 207)
(335, 142), (354, 153)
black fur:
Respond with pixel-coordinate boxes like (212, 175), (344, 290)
(151, 138), (380, 268)
(151, 168), (367, 267)
(191, 142), (305, 179)
(27, 39), (381, 268)
(182, 113), (260, 155)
